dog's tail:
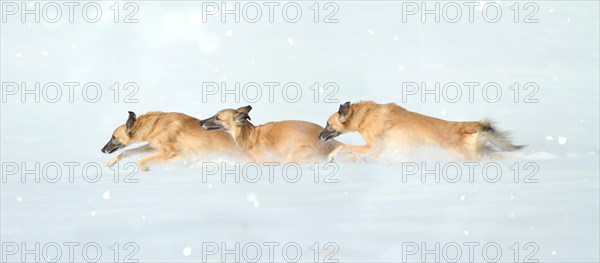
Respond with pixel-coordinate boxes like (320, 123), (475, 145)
(478, 119), (525, 152)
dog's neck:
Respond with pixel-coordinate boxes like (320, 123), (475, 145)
(230, 121), (256, 149)
(127, 114), (157, 143)
(345, 101), (377, 132)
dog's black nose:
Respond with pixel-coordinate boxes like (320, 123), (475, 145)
(199, 120), (205, 126)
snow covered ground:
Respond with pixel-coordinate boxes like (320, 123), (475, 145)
(1, 1), (598, 262)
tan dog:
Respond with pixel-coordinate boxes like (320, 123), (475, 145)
(199, 106), (342, 163)
(319, 101), (524, 161)
(101, 111), (245, 171)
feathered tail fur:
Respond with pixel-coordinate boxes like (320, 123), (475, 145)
(478, 119), (525, 152)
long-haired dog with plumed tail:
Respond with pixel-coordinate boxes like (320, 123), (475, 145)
(319, 101), (524, 162)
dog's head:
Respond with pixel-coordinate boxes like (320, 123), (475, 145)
(199, 105), (252, 131)
(101, 111), (137, 154)
(319, 101), (352, 141)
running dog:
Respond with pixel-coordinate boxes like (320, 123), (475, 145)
(101, 111), (245, 171)
(319, 101), (524, 161)
(199, 106), (342, 163)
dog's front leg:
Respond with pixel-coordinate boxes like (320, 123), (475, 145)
(137, 149), (179, 171)
(106, 144), (156, 167)
(328, 144), (376, 162)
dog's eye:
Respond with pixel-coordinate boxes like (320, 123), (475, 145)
(215, 116), (221, 121)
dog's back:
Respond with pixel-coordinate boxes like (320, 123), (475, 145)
(135, 112), (241, 158)
(253, 120), (341, 163)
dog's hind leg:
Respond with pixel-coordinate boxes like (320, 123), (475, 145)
(287, 145), (319, 163)
(106, 144), (157, 167)
(137, 148), (179, 171)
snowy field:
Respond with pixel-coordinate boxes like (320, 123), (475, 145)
(1, 1), (599, 262)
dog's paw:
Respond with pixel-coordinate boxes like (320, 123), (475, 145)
(138, 163), (149, 172)
(348, 153), (361, 163)
(327, 147), (344, 162)
(327, 153), (336, 162)
(106, 158), (119, 167)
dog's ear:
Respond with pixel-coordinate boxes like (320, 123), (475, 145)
(126, 111), (137, 133)
(338, 102), (351, 122)
(237, 105), (252, 113)
(235, 112), (251, 122)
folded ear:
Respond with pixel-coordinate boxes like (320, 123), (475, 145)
(235, 112), (251, 122)
(126, 111), (137, 133)
(237, 105), (252, 113)
(338, 102), (351, 122)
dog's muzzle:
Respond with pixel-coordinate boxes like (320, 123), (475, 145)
(319, 129), (341, 142)
(101, 141), (124, 154)
(199, 119), (223, 130)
